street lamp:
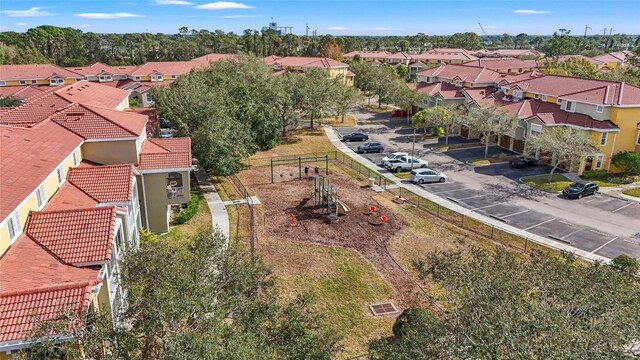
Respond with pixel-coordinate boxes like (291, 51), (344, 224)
(411, 126), (416, 171)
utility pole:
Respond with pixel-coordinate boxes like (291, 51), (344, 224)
(602, 28), (607, 36)
(583, 25), (591, 39)
(609, 27), (614, 36)
(306, 23), (309, 37)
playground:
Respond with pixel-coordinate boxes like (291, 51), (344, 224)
(237, 156), (425, 308)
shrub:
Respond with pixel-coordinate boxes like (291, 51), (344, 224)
(611, 151), (640, 175)
(581, 170), (633, 184)
(611, 255), (640, 277)
(174, 194), (200, 224)
(392, 306), (442, 339)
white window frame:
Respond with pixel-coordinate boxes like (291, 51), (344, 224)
(145, 93), (153, 102)
(151, 74), (163, 82)
(455, 80), (463, 87)
(19, 80), (26, 85)
(530, 123), (543, 137)
(0, 80), (5, 86)
(565, 100), (575, 112)
(557, 98), (562, 104)
(56, 166), (65, 185)
(7, 213), (21, 243)
(99, 75), (113, 82)
(596, 105), (604, 113)
(135, 76), (141, 81)
(637, 130), (640, 145)
(595, 154), (604, 169)
(30, 79), (37, 85)
(171, 75), (177, 79)
(73, 150), (80, 166)
(36, 185), (47, 209)
(534, 94), (540, 100)
(435, 98), (443, 105)
(518, 68), (523, 73)
(513, 89), (523, 99)
(599, 132), (607, 146)
(541, 95), (547, 101)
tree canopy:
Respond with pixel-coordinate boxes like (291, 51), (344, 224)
(525, 126), (595, 178)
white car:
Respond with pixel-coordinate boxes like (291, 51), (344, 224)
(381, 152), (409, 167)
(409, 168), (447, 184)
(384, 156), (429, 173)
(160, 128), (174, 138)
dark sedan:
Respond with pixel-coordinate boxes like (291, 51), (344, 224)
(509, 156), (541, 168)
(357, 141), (384, 154)
(342, 132), (368, 142)
(562, 181), (599, 199)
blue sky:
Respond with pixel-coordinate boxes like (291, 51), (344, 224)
(1, 0), (638, 35)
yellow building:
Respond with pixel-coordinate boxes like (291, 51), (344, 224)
(0, 64), (85, 87)
(342, 50), (392, 63)
(263, 56), (353, 85)
(591, 51), (631, 70)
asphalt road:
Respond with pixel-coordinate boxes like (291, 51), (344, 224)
(336, 111), (640, 260)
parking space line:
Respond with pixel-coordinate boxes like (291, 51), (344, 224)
(452, 194), (484, 201)
(431, 187), (469, 195)
(471, 202), (505, 211)
(612, 203), (633, 213)
(561, 227), (585, 239)
(500, 209), (530, 218)
(523, 218), (556, 231)
(590, 237), (619, 254)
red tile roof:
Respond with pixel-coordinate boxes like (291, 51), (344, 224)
(472, 49), (543, 58)
(386, 52), (412, 60)
(192, 53), (237, 64)
(50, 103), (146, 139)
(126, 107), (157, 137)
(591, 51), (630, 64)
(497, 70), (544, 85)
(504, 74), (640, 105)
(342, 51), (392, 58)
(66, 62), (136, 76)
(25, 207), (116, 265)
(129, 61), (202, 76)
(0, 64), (84, 81)
(412, 51), (477, 61)
(409, 82), (465, 99)
(138, 138), (192, 170)
(0, 86), (47, 99)
(555, 55), (604, 66)
(68, 165), (135, 202)
(0, 280), (97, 342)
(54, 81), (129, 109)
(45, 183), (99, 211)
(418, 64), (501, 83)
(463, 57), (538, 70)
(0, 121), (83, 221)
(264, 56), (348, 68)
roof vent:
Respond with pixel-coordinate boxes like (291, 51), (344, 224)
(66, 112), (85, 116)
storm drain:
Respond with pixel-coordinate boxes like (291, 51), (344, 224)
(369, 301), (398, 316)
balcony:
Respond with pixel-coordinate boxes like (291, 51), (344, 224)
(167, 186), (184, 199)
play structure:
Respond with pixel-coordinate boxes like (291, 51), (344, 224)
(270, 155), (329, 183)
(313, 175), (351, 221)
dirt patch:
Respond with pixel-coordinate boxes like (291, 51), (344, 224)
(238, 165), (424, 308)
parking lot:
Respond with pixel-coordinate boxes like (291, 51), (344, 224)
(335, 126), (640, 260)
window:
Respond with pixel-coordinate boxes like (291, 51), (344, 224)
(99, 75), (112, 82)
(56, 166), (65, 185)
(596, 105), (604, 113)
(565, 101), (575, 112)
(557, 98), (562, 104)
(637, 131), (640, 145)
(436, 98), (443, 105)
(7, 213), (21, 242)
(19, 80), (26, 85)
(530, 124), (543, 137)
(167, 172), (184, 199)
(534, 94), (540, 100)
(72, 150), (79, 166)
(36, 185), (47, 208)
(513, 89), (523, 99)
(541, 95), (547, 101)
(49, 78), (63, 86)
(600, 132), (607, 146)
(114, 228), (124, 256)
(151, 74), (163, 81)
(518, 68), (523, 73)
(455, 80), (463, 87)
(507, 68), (513, 73)
(31, 79), (37, 85)
(145, 93), (153, 102)
(171, 75), (177, 79)
(0, 81), (5, 86)
(595, 154), (604, 169)
(135, 76), (141, 81)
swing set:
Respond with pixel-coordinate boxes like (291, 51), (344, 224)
(270, 155), (329, 183)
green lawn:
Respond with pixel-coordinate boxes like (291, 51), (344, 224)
(394, 171), (411, 179)
(522, 174), (574, 192)
(622, 187), (640, 198)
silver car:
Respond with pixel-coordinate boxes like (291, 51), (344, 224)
(409, 168), (447, 184)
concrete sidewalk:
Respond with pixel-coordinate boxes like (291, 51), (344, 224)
(324, 126), (611, 263)
(192, 160), (230, 250)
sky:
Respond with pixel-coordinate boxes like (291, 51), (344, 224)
(0, 0), (639, 36)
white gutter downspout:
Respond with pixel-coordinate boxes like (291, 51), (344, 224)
(607, 132), (618, 171)
(140, 173), (150, 229)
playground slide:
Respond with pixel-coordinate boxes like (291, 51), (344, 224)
(336, 199), (351, 213)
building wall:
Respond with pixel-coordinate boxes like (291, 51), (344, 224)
(610, 107), (640, 168)
(114, 96), (130, 111)
(139, 170), (191, 233)
(81, 140), (139, 165)
(0, 148), (81, 256)
(571, 101), (612, 121)
(0, 78), (78, 86)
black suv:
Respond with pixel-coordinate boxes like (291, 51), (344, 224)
(562, 181), (599, 199)
(342, 132), (368, 142)
(357, 141), (384, 154)
(509, 156), (541, 168)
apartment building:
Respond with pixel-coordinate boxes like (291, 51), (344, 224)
(472, 49), (544, 58)
(263, 56), (354, 85)
(0, 81), (191, 356)
(462, 57), (537, 74)
(414, 64), (640, 173)
(591, 51), (631, 69)
(342, 50), (392, 63)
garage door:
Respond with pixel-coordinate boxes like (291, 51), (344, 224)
(499, 136), (511, 149)
(513, 140), (525, 154)
(461, 125), (470, 138)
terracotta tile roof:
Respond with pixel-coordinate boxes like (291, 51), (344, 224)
(592, 51), (631, 64)
(385, 52), (412, 60)
(504, 74), (640, 105)
(342, 51), (392, 58)
(192, 53), (237, 64)
(430, 48), (472, 55)
(497, 70), (544, 85)
(0, 64), (84, 81)
(68, 165), (135, 203)
(0, 121), (83, 221)
(50, 103), (146, 139)
(555, 55), (604, 66)
(126, 106), (157, 137)
(409, 82), (464, 99)
(54, 81), (129, 109)
(472, 49), (543, 58)
(265, 56), (348, 68)
(463, 57), (538, 70)
(66, 62), (136, 76)
(0, 86), (47, 99)
(412, 51), (477, 61)
(129, 61), (202, 76)
(138, 138), (192, 170)
(45, 183), (99, 211)
(0, 280), (97, 342)
(0, 90), (74, 127)
(418, 64), (501, 83)
(25, 207), (116, 265)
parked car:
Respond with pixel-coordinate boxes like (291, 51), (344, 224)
(510, 156), (542, 168)
(159, 117), (171, 128)
(357, 141), (384, 154)
(160, 128), (174, 138)
(409, 168), (447, 184)
(562, 181), (599, 199)
(381, 152), (409, 167)
(384, 156), (429, 173)
(342, 132), (368, 142)
(391, 109), (408, 117)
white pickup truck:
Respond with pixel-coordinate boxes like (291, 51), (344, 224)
(384, 156), (429, 173)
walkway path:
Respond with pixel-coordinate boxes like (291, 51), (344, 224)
(323, 125), (611, 263)
(192, 159), (230, 250)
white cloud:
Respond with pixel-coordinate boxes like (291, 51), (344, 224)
(220, 14), (263, 18)
(0, 7), (52, 17)
(73, 24), (92, 28)
(155, 0), (193, 5)
(513, 9), (550, 14)
(195, 2), (253, 10)
(74, 12), (143, 19)
(372, 27), (392, 31)
(328, 26), (349, 30)
(17, 22), (29, 26)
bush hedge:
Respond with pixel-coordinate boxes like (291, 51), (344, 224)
(581, 170), (633, 184)
(174, 194), (200, 224)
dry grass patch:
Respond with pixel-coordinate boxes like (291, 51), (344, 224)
(210, 176), (240, 201)
(318, 114), (357, 127)
(247, 127), (336, 167)
(161, 183), (211, 242)
(623, 187), (640, 197)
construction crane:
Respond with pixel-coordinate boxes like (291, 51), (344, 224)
(478, 22), (492, 45)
